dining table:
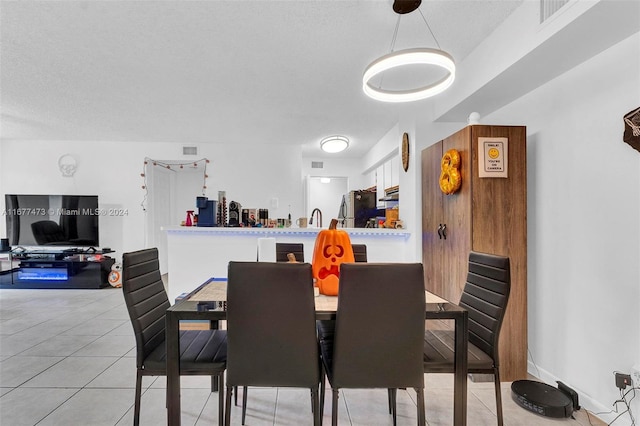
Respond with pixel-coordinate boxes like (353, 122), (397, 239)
(165, 278), (469, 426)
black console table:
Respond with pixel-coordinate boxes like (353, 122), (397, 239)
(0, 249), (115, 289)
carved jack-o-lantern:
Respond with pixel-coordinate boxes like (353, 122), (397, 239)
(312, 218), (355, 296)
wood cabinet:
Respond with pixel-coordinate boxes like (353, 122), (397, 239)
(421, 125), (527, 381)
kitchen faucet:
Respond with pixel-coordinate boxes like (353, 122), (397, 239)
(309, 208), (322, 228)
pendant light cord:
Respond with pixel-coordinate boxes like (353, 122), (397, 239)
(363, 3), (456, 102)
(389, 14), (401, 53)
(418, 8), (441, 49)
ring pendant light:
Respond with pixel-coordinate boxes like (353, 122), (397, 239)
(363, 1), (456, 103)
(363, 48), (455, 103)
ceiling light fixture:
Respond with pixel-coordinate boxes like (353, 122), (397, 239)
(363, 0), (456, 103)
(320, 136), (349, 153)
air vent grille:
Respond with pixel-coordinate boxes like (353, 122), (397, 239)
(540, 0), (569, 23)
(311, 161), (324, 169)
(183, 146), (198, 156)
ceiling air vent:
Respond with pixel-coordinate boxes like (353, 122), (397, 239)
(540, 0), (569, 23)
(183, 146), (198, 156)
(311, 161), (324, 169)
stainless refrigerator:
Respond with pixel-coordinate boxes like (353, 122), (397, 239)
(337, 190), (378, 228)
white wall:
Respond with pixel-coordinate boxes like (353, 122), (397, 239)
(0, 141), (303, 263)
(301, 156), (370, 192)
(484, 33), (640, 423)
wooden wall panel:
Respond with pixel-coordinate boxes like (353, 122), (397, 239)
(421, 143), (445, 296)
(470, 125), (527, 381)
(442, 127), (473, 304)
(421, 125), (527, 382)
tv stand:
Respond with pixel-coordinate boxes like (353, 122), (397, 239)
(0, 248), (115, 289)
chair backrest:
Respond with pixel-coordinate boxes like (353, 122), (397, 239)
(226, 262), (319, 387)
(461, 251), (511, 364)
(351, 244), (367, 262)
(31, 220), (66, 244)
(122, 248), (170, 368)
(331, 263), (425, 389)
(275, 243), (304, 262)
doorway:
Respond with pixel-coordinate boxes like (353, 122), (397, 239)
(145, 160), (207, 274)
(306, 176), (348, 228)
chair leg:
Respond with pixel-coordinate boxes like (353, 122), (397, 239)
(391, 388), (397, 426)
(494, 368), (504, 426)
(134, 370), (143, 426)
(224, 385), (233, 426)
(416, 387), (425, 426)
(331, 389), (339, 426)
(234, 385), (239, 406)
(388, 388), (393, 414)
(311, 386), (320, 426)
(241, 386), (248, 425)
(218, 374), (225, 426)
(320, 365), (326, 418)
(212, 375), (218, 392)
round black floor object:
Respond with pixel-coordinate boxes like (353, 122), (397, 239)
(511, 380), (573, 418)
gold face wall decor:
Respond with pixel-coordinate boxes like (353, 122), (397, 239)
(401, 132), (410, 172)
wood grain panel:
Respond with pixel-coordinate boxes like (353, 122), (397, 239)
(421, 125), (528, 382)
(442, 127), (472, 304)
(421, 142), (444, 296)
(470, 125), (527, 381)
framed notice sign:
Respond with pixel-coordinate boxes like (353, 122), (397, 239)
(478, 137), (508, 178)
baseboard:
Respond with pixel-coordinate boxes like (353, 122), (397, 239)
(528, 361), (633, 426)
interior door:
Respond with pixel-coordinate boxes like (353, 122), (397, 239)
(421, 142), (445, 296)
(442, 127), (472, 304)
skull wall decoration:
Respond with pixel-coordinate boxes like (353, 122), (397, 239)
(58, 154), (77, 177)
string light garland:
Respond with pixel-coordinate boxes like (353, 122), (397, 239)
(140, 157), (210, 211)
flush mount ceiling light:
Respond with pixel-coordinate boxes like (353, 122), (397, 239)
(320, 136), (349, 153)
(363, 0), (456, 103)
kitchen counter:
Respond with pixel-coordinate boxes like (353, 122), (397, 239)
(162, 225), (411, 301)
(163, 225), (409, 237)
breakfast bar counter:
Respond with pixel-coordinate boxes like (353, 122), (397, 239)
(162, 226), (411, 301)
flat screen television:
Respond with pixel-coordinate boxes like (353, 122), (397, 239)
(5, 194), (99, 247)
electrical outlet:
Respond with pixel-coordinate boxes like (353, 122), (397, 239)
(615, 372), (632, 390)
(632, 364), (640, 387)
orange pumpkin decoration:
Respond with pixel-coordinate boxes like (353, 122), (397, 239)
(312, 218), (355, 296)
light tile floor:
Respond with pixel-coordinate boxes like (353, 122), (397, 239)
(0, 287), (605, 425)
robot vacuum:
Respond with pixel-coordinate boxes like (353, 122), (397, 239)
(511, 380), (575, 418)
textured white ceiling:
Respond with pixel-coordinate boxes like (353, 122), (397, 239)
(0, 0), (523, 157)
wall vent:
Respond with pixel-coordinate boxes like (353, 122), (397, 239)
(540, 0), (569, 23)
(183, 146), (198, 156)
(311, 161), (324, 169)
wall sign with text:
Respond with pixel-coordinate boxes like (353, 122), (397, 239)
(478, 137), (508, 178)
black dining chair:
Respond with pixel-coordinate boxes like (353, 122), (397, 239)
(315, 243), (367, 349)
(275, 242), (305, 262)
(121, 248), (227, 426)
(235, 241), (305, 410)
(318, 263), (426, 426)
(423, 251), (511, 426)
(225, 261), (321, 426)
(351, 244), (367, 263)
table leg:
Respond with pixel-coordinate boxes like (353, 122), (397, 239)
(453, 311), (468, 426)
(166, 312), (181, 425)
